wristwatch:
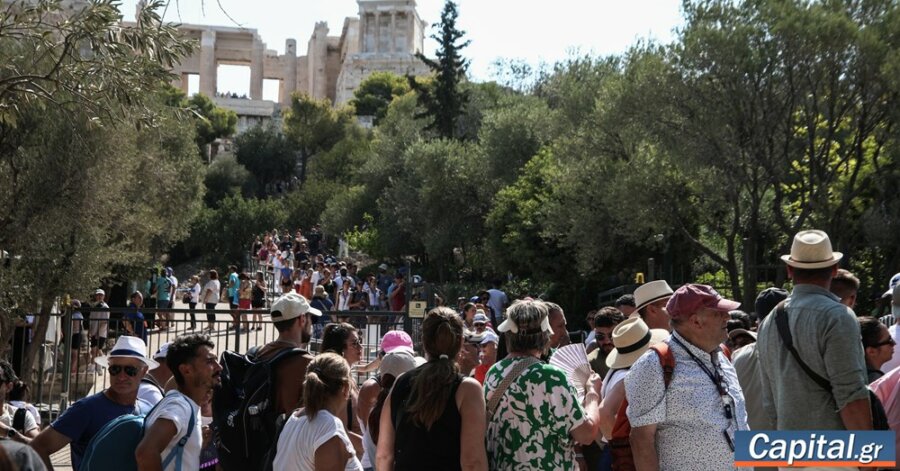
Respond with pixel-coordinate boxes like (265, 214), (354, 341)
(6, 428), (14, 439)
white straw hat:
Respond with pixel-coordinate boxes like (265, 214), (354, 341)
(632, 280), (674, 313)
(605, 317), (669, 369)
(780, 230), (842, 269)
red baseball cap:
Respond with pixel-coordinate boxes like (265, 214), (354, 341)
(666, 284), (741, 320)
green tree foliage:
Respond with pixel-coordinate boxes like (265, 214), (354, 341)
(160, 86), (237, 159)
(485, 148), (573, 280)
(409, 0), (470, 139)
(0, 0), (201, 381)
(0, 0), (193, 128)
(187, 94), (237, 158)
(478, 94), (553, 187)
(187, 195), (286, 268)
(283, 93), (354, 183)
(233, 123), (295, 194)
(204, 155), (256, 207)
(350, 71), (410, 124)
(283, 181), (343, 230)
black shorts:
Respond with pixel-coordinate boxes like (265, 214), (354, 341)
(229, 302), (239, 309)
(90, 336), (106, 348)
(71, 333), (83, 349)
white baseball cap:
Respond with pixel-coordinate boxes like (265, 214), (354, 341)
(271, 292), (322, 322)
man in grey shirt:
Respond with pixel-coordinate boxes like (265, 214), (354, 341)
(757, 230), (871, 432)
(733, 287), (787, 432)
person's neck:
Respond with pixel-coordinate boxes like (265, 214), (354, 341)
(508, 349), (541, 359)
(795, 280), (831, 290)
(324, 396), (346, 417)
(179, 385), (207, 406)
(675, 328), (718, 354)
(277, 331), (304, 347)
(149, 368), (172, 386)
(104, 389), (138, 406)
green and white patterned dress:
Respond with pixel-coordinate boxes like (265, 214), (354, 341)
(484, 356), (586, 471)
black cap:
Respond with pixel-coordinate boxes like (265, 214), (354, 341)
(755, 287), (789, 321)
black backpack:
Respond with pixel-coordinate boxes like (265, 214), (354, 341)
(212, 347), (309, 471)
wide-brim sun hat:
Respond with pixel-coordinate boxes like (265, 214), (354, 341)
(95, 336), (159, 369)
(632, 280), (674, 313)
(606, 317), (669, 369)
(780, 229), (843, 269)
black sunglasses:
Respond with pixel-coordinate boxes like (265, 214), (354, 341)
(871, 338), (896, 348)
(109, 365), (140, 377)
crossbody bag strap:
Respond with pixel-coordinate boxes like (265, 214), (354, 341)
(486, 356), (540, 423)
(161, 396), (197, 471)
(774, 302), (832, 392)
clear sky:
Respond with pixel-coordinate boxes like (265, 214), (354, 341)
(120, 0), (684, 100)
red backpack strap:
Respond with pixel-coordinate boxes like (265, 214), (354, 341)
(650, 343), (676, 389)
(720, 344), (732, 361)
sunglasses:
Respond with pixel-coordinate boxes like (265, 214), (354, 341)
(108, 365), (140, 377)
(871, 338), (896, 348)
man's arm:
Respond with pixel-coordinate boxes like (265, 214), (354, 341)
(630, 424), (660, 471)
(839, 397), (873, 430)
(30, 426), (71, 471)
(135, 418), (178, 471)
(599, 380), (626, 440)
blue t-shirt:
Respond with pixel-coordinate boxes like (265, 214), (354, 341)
(51, 392), (148, 470)
(156, 276), (172, 302)
(228, 272), (239, 300)
(125, 304), (147, 342)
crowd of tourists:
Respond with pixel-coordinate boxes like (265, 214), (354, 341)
(1, 228), (897, 471)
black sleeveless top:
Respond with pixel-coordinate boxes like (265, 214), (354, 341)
(390, 367), (463, 471)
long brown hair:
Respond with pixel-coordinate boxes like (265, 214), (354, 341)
(405, 307), (463, 429)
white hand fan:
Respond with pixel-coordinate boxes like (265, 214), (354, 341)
(549, 343), (593, 400)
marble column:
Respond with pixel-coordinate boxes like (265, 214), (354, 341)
(249, 38), (264, 100)
(281, 38), (297, 105)
(408, 11), (416, 53)
(199, 30), (217, 97)
(390, 11), (396, 54)
(374, 12), (381, 53)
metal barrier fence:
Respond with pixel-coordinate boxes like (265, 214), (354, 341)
(15, 306), (420, 425)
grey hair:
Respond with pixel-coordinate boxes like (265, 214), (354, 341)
(505, 299), (551, 353)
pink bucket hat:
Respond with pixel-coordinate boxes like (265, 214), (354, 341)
(381, 330), (414, 354)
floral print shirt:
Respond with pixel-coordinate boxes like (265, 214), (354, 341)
(484, 357), (586, 470)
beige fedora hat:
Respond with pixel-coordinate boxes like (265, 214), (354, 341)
(780, 230), (843, 269)
(632, 280), (674, 313)
(606, 317), (669, 369)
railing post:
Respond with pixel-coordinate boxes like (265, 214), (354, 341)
(234, 315), (241, 353)
(60, 305), (73, 413)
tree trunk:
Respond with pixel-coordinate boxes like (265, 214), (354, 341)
(22, 297), (53, 389)
(298, 149), (309, 184)
(741, 229), (760, 311)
